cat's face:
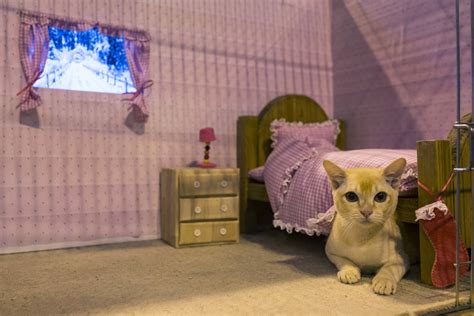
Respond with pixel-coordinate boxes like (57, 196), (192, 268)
(323, 159), (406, 226)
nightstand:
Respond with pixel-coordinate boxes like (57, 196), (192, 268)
(160, 168), (239, 248)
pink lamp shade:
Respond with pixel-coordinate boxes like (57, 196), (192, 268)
(197, 127), (216, 168)
(199, 127), (216, 143)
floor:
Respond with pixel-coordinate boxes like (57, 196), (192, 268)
(0, 230), (469, 315)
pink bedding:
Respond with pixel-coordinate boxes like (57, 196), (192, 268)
(263, 139), (417, 236)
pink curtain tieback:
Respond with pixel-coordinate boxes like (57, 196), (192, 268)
(16, 71), (41, 97)
(122, 79), (154, 103)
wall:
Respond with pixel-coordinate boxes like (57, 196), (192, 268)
(332, 0), (471, 149)
(0, 0), (332, 253)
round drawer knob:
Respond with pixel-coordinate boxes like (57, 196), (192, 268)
(220, 180), (229, 188)
(193, 181), (201, 188)
(220, 204), (228, 212)
(194, 206), (202, 214)
(219, 228), (227, 235)
(194, 229), (201, 237)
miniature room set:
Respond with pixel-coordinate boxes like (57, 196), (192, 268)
(1, 0), (474, 315)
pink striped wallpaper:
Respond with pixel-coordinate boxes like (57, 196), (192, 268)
(1, 0), (469, 253)
(332, 0), (471, 149)
(0, 0), (332, 253)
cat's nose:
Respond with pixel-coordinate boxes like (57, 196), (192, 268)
(360, 209), (373, 218)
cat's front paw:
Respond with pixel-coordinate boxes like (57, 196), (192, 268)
(372, 277), (397, 295)
(337, 268), (361, 284)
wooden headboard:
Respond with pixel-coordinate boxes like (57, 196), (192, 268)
(238, 94), (345, 168)
(256, 95), (345, 166)
(237, 94), (345, 232)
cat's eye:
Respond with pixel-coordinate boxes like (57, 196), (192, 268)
(374, 192), (387, 203)
(344, 192), (358, 202)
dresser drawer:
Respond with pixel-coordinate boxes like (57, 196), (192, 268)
(179, 173), (238, 197)
(179, 197), (238, 221)
(179, 222), (213, 245)
(179, 221), (239, 245)
(212, 221), (239, 243)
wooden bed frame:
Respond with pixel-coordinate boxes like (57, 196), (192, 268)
(237, 94), (471, 286)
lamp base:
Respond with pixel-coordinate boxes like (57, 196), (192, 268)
(197, 161), (216, 168)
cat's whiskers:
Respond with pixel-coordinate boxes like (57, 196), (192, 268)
(370, 218), (386, 226)
(340, 220), (354, 239)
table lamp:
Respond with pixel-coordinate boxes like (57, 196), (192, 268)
(197, 127), (216, 168)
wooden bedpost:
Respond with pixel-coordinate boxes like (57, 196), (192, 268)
(237, 116), (259, 233)
(336, 120), (346, 150)
(416, 140), (455, 285)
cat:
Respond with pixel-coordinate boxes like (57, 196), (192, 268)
(322, 158), (409, 295)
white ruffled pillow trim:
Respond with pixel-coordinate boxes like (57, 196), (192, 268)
(401, 166), (417, 181)
(415, 200), (449, 221)
(273, 220), (321, 236)
(276, 147), (319, 211)
(273, 205), (336, 236)
(270, 118), (340, 148)
(306, 205), (336, 236)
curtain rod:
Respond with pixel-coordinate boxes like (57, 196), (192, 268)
(17, 9), (150, 40)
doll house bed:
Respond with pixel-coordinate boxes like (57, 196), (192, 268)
(237, 94), (472, 285)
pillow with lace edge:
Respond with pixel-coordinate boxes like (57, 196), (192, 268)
(270, 118), (340, 149)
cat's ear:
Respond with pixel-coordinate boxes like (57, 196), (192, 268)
(383, 158), (407, 189)
(323, 160), (346, 189)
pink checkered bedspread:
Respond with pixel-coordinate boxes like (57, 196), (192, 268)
(263, 140), (418, 236)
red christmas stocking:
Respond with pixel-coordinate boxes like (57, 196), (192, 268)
(420, 208), (469, 288)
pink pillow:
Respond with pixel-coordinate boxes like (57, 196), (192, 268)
(304, 137), (340, 151)
(270, 119), (340, 148)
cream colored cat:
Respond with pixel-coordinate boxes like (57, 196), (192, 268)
(323, 158), (409, 295)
